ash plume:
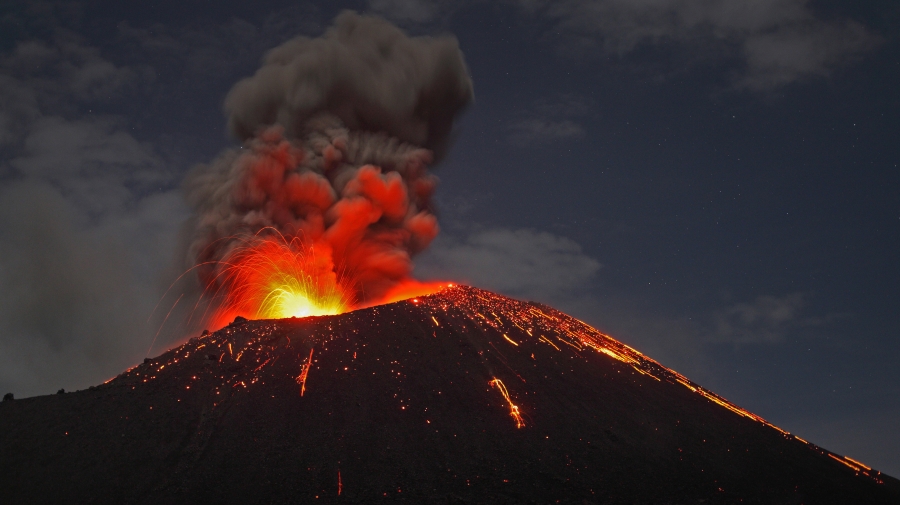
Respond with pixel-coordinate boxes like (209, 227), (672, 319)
(183, 11), (472, 308)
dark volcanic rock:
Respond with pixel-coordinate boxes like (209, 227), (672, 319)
(1, 286), (897, 504)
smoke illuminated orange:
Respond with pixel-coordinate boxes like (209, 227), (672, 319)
(205, 232), (454, 329)
(209, 235), (349, 328)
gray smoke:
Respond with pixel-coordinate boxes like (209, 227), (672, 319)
(182, 11), (473, 309)
(225, 10), (473, 157)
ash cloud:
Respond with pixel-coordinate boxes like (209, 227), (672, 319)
(0, 36), (186, 397)
(183, 11), (473, 309)
(224, 10), (472, 157)
(415, 227), (601, 302)
(371, 0), (879, 89)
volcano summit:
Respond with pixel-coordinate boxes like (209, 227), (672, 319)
(1, 286), (897, 504)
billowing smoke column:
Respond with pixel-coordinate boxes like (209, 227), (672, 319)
(183, 11), (472, 325)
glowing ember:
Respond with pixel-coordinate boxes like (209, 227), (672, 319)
(198, 230), (454, 329)
(297, 348), (314, 396)
(208, 234), (350, 328)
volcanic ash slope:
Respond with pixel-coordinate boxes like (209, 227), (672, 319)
(1, 286), (898, 504)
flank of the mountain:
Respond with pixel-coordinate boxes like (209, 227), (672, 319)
(1, 286), (897, 504)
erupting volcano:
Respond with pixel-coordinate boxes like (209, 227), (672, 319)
(3, 11), (897, 505)
(2, 286), (898, 504)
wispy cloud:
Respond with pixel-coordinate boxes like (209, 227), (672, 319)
(0, 36), (187, 398)
(508, 118), (585, 146)
(114, 6), (324, 81)
(507, 94), (591, 146)
(367, 0), (451, 24)
(710, 292), (830, 344)
(516, 0), (880, 89)
(416, 226), (601, 302)
(365, 0), (881, 89)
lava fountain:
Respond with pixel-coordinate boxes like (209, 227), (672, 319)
(205, 231), (454, 329)
(207, 233), (350, 329)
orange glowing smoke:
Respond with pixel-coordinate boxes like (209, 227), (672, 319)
(208, 235), (350, 328)
(190, 130), (446, 327)
(204, 231), (454, 329)
(181, 13), (473, 335)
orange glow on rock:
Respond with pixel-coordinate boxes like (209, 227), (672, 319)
(366, 280), (453, 307)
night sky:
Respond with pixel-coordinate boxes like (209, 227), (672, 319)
(1, 0), (898, 477)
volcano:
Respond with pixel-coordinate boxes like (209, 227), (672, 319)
(1, 286), (897, 504)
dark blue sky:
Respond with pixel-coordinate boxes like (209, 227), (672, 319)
(1, 0), (898, 476)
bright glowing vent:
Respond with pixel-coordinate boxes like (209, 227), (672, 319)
(210, 235), (349, 327)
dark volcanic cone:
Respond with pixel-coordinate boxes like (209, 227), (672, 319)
(1, 286), (897, 504)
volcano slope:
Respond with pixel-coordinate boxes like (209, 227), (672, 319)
(1, 286), (897, 504)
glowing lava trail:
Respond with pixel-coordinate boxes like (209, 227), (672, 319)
(490, 378), (525, 428)
(155, 281), (885, 489)
(297, 348), (314, 397)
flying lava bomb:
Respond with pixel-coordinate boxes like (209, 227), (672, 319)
(1, 10), (898, 505)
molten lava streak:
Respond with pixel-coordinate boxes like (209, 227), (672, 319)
(490, 378), (525, 429)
